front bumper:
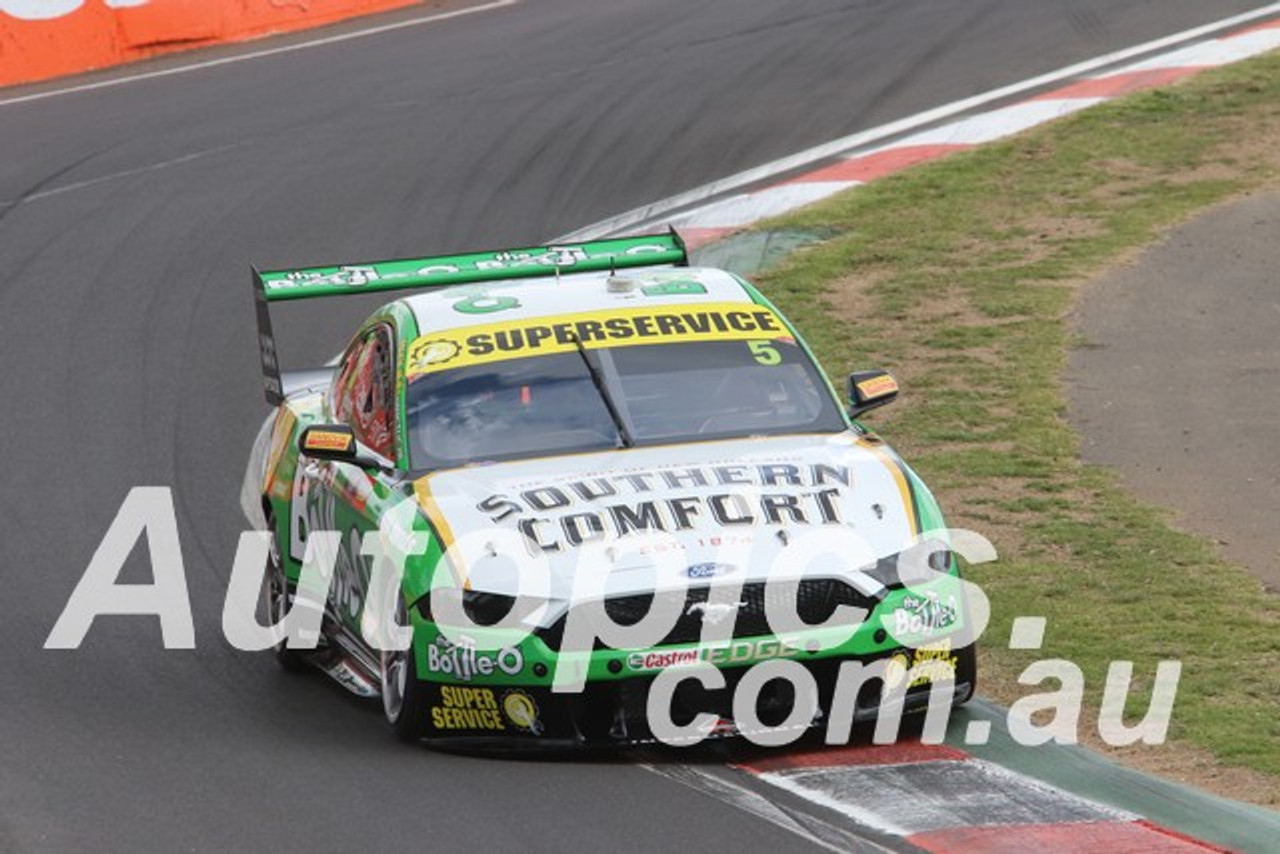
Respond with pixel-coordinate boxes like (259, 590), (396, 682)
(416, 649), (973, 749)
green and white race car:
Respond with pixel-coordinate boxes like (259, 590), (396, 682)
(247, 232), (975, 747)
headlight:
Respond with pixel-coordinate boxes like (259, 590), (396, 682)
(462, 590), (517, 627)
(416, 589), (550, 628)
(861, 545), (955, 589)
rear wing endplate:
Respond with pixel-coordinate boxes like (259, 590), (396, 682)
(252, 231), (688, 405)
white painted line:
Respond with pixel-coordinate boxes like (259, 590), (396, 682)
(669, 182), (856, 229)
(629, 100), (1105, 233)
(1116, 28), (1280, 72)
(0, 0), (518, 109)
(892, 98), (1105, 147)
(754, 768), (913, 837)
(555, 2), (1280, 242)
(755, 759), (1138, 837)
(637, 762), (893, 854)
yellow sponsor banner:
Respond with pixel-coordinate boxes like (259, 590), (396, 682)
(303, 429), (354, 453)
(431, 686), (505, 731)
(856, 374), (898, 399)
(406, 302), (791, 379)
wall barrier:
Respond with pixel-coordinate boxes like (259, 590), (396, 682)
(0, 0), (428, 89)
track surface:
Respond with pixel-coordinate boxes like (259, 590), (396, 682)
(2, 2), (1274, 850)
(1071, 191), (1280, 590)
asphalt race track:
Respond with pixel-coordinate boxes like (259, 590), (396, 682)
(1, 1), (1274, 850)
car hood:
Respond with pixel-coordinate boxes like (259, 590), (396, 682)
(411, 431), (921, 615)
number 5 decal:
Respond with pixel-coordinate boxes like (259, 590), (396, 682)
(749, 340), (781, 366)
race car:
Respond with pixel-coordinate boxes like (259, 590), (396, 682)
(248, 231), (976, 747)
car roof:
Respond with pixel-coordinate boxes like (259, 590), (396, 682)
(398, 266), (757, 336)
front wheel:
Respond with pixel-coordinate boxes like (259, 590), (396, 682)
(952, 643), (977, 706)
(381, 597), (429, 742)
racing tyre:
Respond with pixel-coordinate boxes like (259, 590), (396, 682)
(381, 597), (429, 742)
(952, 643), (977, 706)
(265, 513), (308, 673)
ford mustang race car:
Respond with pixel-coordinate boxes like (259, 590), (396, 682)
(248, 232), (976, 747)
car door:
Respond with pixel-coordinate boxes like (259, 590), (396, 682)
(296, 322), (400, 638)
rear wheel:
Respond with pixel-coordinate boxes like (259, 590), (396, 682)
(382, 597), (429, 742)
(264, 513), (308, 673)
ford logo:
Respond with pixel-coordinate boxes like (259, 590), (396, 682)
(685, 562), (736, 579)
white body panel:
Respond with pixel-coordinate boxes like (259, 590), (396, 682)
(415, 432), (918, 623)
(401, 267), (754, 335)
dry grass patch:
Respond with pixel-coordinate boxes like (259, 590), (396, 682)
(748, 53), (1280, 804)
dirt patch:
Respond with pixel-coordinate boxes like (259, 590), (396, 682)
(1020, 214), (1105, 245)
(1090, 736), (1280, 808)
(823, 268), (887, 320)
(1068, 190), (1280, 590)
(808, 114), (1280, 804)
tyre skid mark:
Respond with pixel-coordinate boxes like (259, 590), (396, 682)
(557, 14), (1280, 251)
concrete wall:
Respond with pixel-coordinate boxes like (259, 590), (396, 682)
(0, 0), (426, 88)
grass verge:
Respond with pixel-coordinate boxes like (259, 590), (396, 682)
(751, 52), (1280, 803)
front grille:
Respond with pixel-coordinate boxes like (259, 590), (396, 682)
(536, 580), (875, 652)
(567, 650), (969, 744)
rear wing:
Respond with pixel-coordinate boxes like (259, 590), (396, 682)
(252, 231), (688, 405)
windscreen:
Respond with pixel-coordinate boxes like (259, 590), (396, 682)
(405, 338), (844, 470)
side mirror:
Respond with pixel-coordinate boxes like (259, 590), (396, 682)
(299, 425), (394, 474)
(847, 370), (899, 419)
